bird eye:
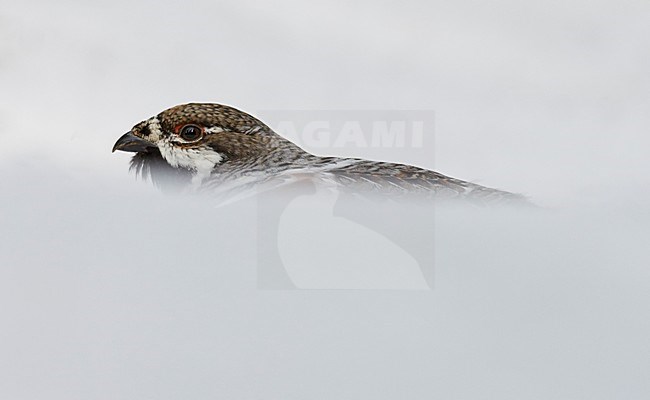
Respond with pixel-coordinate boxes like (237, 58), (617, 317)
(179, 124), (203, 141)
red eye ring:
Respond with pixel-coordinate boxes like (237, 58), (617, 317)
(178, 124), (204, 141)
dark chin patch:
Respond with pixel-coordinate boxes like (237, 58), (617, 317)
(130, 149), (193, 193)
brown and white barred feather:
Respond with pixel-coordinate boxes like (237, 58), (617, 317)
(115, 103), (528, 205)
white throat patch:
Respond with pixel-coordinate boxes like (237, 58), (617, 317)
(157, 141), (223, 185)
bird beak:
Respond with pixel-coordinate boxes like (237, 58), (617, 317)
(112, 131), (156, 153)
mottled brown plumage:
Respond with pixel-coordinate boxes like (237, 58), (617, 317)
(113, 103), (526, 204)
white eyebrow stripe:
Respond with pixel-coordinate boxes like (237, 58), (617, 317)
(205, 126), (225, 134)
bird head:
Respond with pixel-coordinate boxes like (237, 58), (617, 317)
(113, 103), (307, 189)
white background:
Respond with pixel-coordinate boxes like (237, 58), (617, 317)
(1, 1), (649, 398)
